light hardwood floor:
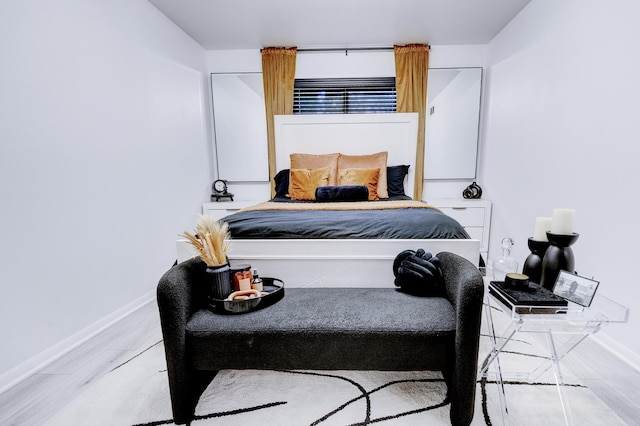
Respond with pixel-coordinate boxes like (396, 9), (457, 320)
(1, 299), (639, 425)
(565, 340), (640, 424)
(0, 300), (163, 426)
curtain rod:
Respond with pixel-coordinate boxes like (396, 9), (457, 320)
(297, 47), (394, 55)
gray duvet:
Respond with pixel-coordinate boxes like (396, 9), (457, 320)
(221, 203), (470, 240)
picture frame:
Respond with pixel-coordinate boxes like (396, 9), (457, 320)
(552, 270), (600, 307)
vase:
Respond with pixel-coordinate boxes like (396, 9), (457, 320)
(492, 237), (518, 281)
(522, 238), (551, 285)
(540, 232), (579, 290)
(205, 263), (232, 300)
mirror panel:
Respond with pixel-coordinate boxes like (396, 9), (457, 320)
(211, 73), (268, 182)
(425, 67), (482, 180)
(211, 68), (482, 183)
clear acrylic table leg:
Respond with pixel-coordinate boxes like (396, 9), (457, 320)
(527, 323), (601, 382)
(481, 299), (517, 424)
(482, 286), (629, 425)
(544, 331), (573, 425)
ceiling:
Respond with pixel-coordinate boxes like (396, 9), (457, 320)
(147, 0), (532, 50)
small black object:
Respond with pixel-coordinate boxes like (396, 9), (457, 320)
(540, 232), (579, 290)
(213, 179), (228, 194)
(523, 238), (550, 284)
(462, 182), (482, 199)
(211, 179), (234, 201)
(393, 249), (416, 274)
(504, 273), (530, 290)
(315, 185), (369, 202)
(393, 249), (444, 296)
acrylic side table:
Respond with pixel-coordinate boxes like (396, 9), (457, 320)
(480, 281), (629, 425)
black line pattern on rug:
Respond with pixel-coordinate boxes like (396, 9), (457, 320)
(277, 370), (372, 425)
(281, 370), (449, 425)
(478, 348), (549, 382)
(135, 333), (587, 425)
(500, 349), (547, 360)
(478, 375), (588, 426)
(348, 378), (449, 425)
(350, 400), (450, 426)
(480, 374), (493, 425)
(131, 401), (287, 426)
(482, 348), (548, 362)
(485, 380), (585, 388)
(480, 332), (532, 347)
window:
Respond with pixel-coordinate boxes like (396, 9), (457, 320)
(293, 77), (396, 114)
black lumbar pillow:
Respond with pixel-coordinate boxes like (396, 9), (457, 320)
(393, 249), (444, 296)
(315, 185), (369, 202)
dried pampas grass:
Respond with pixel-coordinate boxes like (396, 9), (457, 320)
(181, 215), (231, 267)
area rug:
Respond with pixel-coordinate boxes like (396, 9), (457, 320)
(45, 308), (625, 426)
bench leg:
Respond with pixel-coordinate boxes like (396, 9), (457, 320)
(171, 369), (218, 424)
(441, 367), (473, 426)
(442, 366), (453, 395)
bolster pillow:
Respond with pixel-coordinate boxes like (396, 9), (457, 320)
(315, 185), (369, 202)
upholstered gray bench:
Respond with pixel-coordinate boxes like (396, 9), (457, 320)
(157, 252), (484, 425)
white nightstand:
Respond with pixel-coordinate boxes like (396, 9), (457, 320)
(202, 200), (260, 221)
(426, 198), (492, 263)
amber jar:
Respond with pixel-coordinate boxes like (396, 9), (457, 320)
(231, 264), (252, 291)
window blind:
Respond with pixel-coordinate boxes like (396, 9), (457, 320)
(293, 77), (396, 114)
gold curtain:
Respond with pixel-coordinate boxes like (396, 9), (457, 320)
(394, 44), (430, 200)
(261, 47), (297, 196)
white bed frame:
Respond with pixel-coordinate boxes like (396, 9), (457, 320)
(177, 113), (480, 287)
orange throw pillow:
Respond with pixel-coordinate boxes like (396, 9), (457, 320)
(288, 167), (331, 200)
(338, 152), (388, 198)
(290, 153), (339, 186)
(338, 168), (380, 200)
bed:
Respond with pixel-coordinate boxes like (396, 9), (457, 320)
(177, 113), (480, 287)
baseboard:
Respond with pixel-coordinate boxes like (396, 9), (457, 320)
(0, 290), (156, 395)
(591, 331), (640, 372)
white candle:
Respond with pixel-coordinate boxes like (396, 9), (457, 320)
(533, 217), (552, 241)
(550, 208), (575, 235)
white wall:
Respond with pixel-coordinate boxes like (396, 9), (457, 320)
(0, 0), (210, 387)
(481, 0), (640, 364)
(205, 45), (488, 201)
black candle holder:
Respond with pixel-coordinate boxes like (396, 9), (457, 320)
(540, 232), (579, 290)
(522, 238), (551, 285)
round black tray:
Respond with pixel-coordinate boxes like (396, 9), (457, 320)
(207, 277), (284, 314)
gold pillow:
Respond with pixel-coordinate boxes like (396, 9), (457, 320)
(338, 152), (388, 198)
(288, 167), (331, 200)
(290, 153), (339, 186)
(338, 168), (380, 200)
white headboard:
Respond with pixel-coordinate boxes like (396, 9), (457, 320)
(273, 113), (419, 198)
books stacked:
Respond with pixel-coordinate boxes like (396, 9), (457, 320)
(489, 280), (568, 314)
